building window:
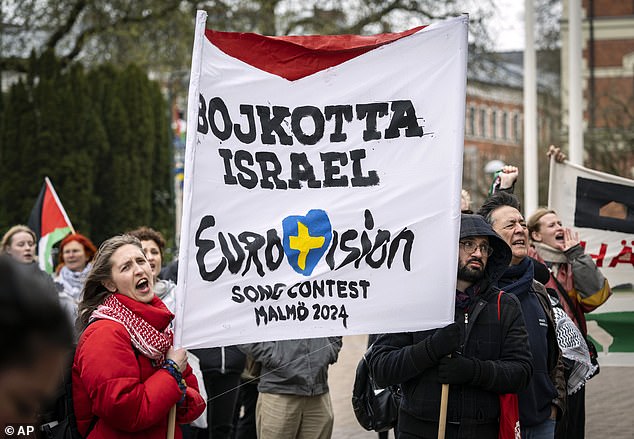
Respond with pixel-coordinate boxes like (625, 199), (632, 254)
(491, 110), (497, 139)
(468, 107), (475, 135)
(513, 113), (521, 141)
(479, 108), (487, 138)
(501, 112), (508, 140)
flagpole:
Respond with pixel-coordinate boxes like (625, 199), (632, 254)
(523, 0), (538, 215)
(45, 177), (76, 234)
(168, 10), (208, 439)
(568, 0), (584, 165)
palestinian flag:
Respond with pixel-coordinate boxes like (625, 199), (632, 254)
(28, 177), (74, 273)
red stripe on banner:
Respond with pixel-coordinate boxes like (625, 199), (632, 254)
(41, 185), (70, 236)
(205, 26), (426, 81)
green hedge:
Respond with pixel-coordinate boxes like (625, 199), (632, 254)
(0, 52), (174, 246)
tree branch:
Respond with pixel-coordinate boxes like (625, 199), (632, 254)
(0, 56), (30, 74)
(45, 0), (88, 50)
(60, 1), (182, 64)
(339, 0), (442, 35)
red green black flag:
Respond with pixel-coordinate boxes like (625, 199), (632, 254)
(28, 177), (74, 273)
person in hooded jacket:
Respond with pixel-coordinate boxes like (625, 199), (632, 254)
(72, 235), (205, 438)
(368, 214), (533, 439)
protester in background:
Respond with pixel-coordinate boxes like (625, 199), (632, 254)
(460, 189), (473, 213)
(160, 259), (179, 284)
(240, 337), (342, 439)
(528, 145), (611, 335)
(0, 256), (73, 424)
(369, 214), (533, 439)
(73, 235), (205, 438)
(528, 207), (611, 439)
(1, 225), (58, 300)
(128, 227), (176, 312)
(54, 233), (97, 323)
(478, 192), (565, 438)
(546, 145), (567, 163)
(527, 207), (612, 336)
(190, 344), (246, 438)
(1, 225), (37, 264)
(367, 334), (394, 439)
(232, 355), (260, 439)
(488, 165), (519, 196)
(479, 150), (599, 438)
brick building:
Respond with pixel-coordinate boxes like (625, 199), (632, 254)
(561, 0), (634, 178)
(463, 52), (561, 208)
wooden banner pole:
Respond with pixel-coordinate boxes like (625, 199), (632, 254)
(167, 406), (177, 439)
(438, 383), (449, 439)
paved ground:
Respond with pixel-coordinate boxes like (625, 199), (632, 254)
(328, 334), (634, 439)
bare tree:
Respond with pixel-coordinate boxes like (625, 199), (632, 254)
(585, 85), (634, 179)
(2, 0), (495, 73)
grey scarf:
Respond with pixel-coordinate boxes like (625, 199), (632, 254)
(533, 242), (568, 264)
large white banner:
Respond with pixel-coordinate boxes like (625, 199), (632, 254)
(549, 160), (634, 288)
(175, 12), (468, 348)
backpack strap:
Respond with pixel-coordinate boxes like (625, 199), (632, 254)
(550, 273), (584, 326)
(86, 416), (98, 437)
(497, 290), (504, 321)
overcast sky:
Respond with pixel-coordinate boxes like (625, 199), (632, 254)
(489, 0), (525, 51)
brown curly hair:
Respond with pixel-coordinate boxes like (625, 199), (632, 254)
(127, 227), (166, 259)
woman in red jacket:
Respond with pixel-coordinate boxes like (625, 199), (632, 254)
(72, 235), (205, 438)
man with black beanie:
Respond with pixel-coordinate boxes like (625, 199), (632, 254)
(369, 214), (533, 439)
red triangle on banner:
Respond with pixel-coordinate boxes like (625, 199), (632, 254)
(205, 26), (426, 81)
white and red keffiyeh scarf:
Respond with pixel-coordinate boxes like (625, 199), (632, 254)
(91, 294), (173, 363)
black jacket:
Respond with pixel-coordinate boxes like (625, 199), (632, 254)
(368, 214), (533, 438)
(532, 281), (566, 419)
(191, 346), (246, 375)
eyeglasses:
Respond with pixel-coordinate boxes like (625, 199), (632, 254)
(459, 240), (494, 256)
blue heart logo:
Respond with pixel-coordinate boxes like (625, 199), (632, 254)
(282, 210), (332, 276)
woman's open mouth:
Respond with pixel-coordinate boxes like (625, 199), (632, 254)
(136, 278), (150, 294)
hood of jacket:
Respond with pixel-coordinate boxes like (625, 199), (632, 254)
(460, 214), (512, 292)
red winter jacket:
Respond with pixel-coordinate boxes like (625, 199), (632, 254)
(72, 294), (206, 438)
